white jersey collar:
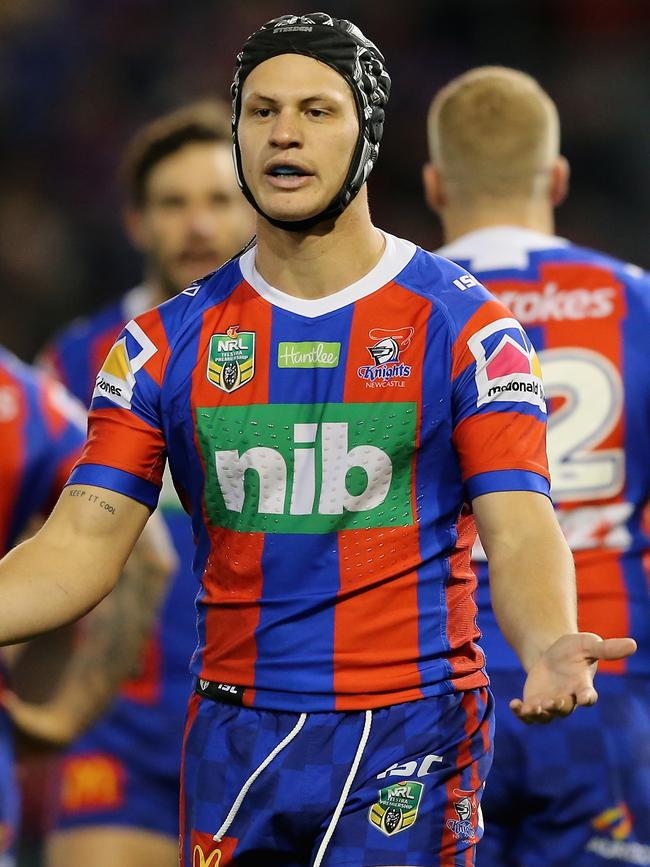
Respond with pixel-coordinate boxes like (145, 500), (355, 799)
(437, 225), (569, 272)
(239, 230), (416, 318)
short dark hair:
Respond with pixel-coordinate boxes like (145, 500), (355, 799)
(122, 100), (232, 206)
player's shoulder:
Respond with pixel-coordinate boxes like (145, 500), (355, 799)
(566, 241), (650, 292)
(140, 256), (248, 349)
(0, 345), (35, 390)
(396, 241), (500, 336)
(47, 294), (129, 358)
(0, 346), (85, 429)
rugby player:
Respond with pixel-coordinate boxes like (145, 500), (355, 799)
(38, 101), (254, 867)
(426, 66), (650, 863)
(0, 350), (172, 866)
(0, 16), (637, 867)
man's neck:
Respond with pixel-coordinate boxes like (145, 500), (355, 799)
(441, 197), (555, 244)
(253, 194), (385, 299)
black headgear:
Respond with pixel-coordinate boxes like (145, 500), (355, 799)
(231, 12), (391, 232)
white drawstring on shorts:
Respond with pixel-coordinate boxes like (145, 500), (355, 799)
(213, 712), (307, 842)
(311, 709), (373, 867)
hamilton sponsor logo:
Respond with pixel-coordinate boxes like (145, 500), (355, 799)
(277, 341), (340, 369)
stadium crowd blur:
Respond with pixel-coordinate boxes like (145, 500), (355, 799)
(2, 0), (650, 362)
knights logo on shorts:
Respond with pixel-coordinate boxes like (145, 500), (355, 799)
(369, 780), (423, 836)
(207, 327), (255, 393)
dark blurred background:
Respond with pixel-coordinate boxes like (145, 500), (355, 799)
(2, 0), (650, 361)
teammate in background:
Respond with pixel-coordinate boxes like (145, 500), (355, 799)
(0, 348), (84, 865)
(38, 101), (254, 867)
(0, 16), (637, 867)
(425, 66), (650, 863)
(0, 349), (172, 865)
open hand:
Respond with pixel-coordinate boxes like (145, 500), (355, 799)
(510, 632), (636, 724)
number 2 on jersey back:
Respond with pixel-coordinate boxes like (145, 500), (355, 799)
(540, 347), (624, 502)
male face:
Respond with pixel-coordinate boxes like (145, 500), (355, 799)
(128, 141), (254, 297)
(237, 53), (360, 225)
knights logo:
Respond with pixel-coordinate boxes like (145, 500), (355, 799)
(357, 327), (414, 385)
(445, 788), (481, 842)
(207, 326), (255, 394)
(368, 780), (423, 836)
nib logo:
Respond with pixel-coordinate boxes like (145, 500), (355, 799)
(468, 318), (545, 411)
(196, 402), (417, 535)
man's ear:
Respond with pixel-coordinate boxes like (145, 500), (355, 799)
(123, 206), (148, 252)
(422, 162), (447, 213)
(550, 155), (570, 207)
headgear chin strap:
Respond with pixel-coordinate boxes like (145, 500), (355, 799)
(231, 13), (391, 232)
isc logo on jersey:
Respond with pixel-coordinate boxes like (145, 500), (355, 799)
(468, 317), (545, 411)
(196, 402), (416, 534)
(92, 320), (157, 410)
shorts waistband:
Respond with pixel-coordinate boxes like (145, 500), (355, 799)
(195, 678), (246, 706)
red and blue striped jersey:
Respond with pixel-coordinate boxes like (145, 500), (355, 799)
(40, 285), (198, 725)
(0, 346), (85, 556)
(69, 231), (550, 711)
(439, 225), (650, 675)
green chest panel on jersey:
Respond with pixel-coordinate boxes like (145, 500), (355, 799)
(196, 403), (417, 534)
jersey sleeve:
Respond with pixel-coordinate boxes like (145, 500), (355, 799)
(450, 294), (550, 502)
(39, 378), (87, 509)
(66, 310), (169, 510)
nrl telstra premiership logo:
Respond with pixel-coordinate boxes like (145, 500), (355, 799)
(357, 327), (414, 383)
(206, 325), (255, 394)
(196, 402), (417, 534)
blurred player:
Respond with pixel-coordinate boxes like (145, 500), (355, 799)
(0, 349), (171, 866)
(425, 66), (650, 864)
(38, 101), (254, 867)
(0, 15), (636, 867)
(0, 348), (83, 865)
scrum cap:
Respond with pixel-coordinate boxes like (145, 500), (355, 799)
(231, 12), (391, 231)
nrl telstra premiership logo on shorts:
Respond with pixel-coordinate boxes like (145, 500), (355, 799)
(206, 326), (255, 394)
(195, 402), (416, 534)
(357, 327), (414, 383)
(468, 317), (545, 411)
(369, 781), (424, 836)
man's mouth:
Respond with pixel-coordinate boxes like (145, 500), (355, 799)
(267, 165), (309, 177)
(177, 251), (222, 266)
(264, 163), (314, 189)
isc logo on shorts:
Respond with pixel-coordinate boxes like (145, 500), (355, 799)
(468, 317), (546, 411)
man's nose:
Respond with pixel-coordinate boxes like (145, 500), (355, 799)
(268, 107), (303, 148)
(187, 204), (219, 236)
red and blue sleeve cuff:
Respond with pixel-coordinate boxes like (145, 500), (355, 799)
(466, 468), (551, 502)
(65, 463), (161, 511)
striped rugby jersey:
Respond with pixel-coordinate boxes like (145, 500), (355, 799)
(439, 225), (650, 675)
(0, 346), (85, 555)
(69, 231), (550, 711)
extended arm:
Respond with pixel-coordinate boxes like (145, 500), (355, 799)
(473, 490), (636, 722)
(0, 484), (150, 644)
(5, 508), (176, 745)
